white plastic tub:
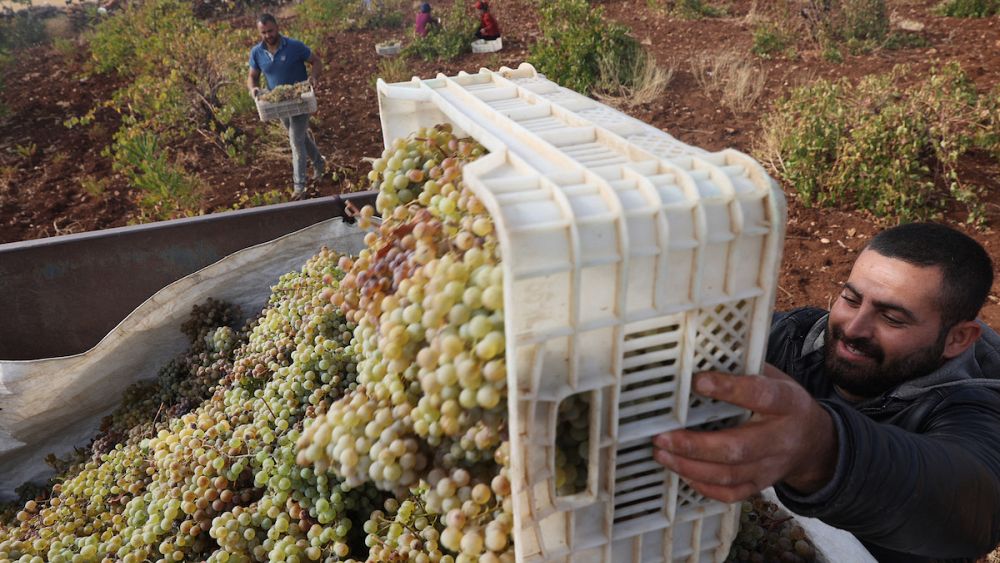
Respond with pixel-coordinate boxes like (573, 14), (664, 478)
(376, 41), (402, 56)
(471, 37), (503, 53)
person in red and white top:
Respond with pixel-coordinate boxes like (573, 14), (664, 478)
(473, 1), (500, 41)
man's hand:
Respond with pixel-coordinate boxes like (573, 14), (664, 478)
(251, 87), (261, 99)
(652, 364), (837, 503)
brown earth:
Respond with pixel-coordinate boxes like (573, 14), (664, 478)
(1, 0), (1000, 331)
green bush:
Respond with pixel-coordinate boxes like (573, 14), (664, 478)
(109, 128), (203, 221)
(751, 22), (793, 58)
(402, 0), (476, 61)
(937, 0), (999, 16)
(882, 31), (930, 50)
(0, 8), (48, 116)
(530, 0), (644, 94)
(672, 0), (722, 18)
(756, 63), (998, 224)
(85, 0), (251, 212)
(836, 0), (888, 42)
(0, 10), (47, 52)
(293, 0), (356, 45)
(752, 0), (891, 60)
(373, 56), (411, 85)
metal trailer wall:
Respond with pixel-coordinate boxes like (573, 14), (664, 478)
(0, 193), (375, 361)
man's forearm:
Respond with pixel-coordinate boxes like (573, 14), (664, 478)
(776, 401), (1000, 559)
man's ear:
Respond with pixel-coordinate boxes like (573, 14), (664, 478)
(943, 320), (982, 359)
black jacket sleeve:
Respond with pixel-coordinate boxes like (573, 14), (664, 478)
(775, 387), (1000, 560)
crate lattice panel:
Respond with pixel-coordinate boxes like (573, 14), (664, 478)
(377, 63), (786, 563)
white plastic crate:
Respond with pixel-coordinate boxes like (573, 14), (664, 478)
(377, 63), (786, 563)
(255, 88), (318, 122)
(471, 37), (503, 53)
(376, 41), (402, 56)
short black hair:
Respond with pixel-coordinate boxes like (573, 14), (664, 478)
(867, 222), (994, 325)
(258, 13), (277, 26)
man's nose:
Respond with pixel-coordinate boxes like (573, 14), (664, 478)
(841, 309), (874, 340)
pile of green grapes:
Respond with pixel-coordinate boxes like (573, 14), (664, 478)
(0, 124), (510, 563)
(0, 123), (816, 563)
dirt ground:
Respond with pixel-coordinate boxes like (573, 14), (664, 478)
(1, 0), (1000, 331)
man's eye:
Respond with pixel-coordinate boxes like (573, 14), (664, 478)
(841, 294), (860, 306)
(883, 315), (904, 326)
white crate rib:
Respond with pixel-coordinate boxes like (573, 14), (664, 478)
(255, 88), (318, 122)
(377, 63), (787, 563)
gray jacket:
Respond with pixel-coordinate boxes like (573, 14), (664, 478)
(766, 307), (1000, 563)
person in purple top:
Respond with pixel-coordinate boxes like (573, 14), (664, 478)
(246, 13), (325, 199)
(415, 2), (433, 38)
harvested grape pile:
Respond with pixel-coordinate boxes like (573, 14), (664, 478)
(259, 81), (313, 103)
(0, 123), (817, 563)
(0, 124), (517, 563)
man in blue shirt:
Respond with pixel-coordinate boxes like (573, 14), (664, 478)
(246, 13), (325, 199)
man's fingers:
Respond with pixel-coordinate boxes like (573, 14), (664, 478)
(653, 424), (774, 465)
(681, 479), (760, 504)
(654, 447), (762, 486)
(762, 362), (796, 383)
(692, 371), (802, 415)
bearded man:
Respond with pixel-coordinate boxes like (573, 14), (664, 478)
(246, 13), (325, 199)
(654, 222), (1000, 562)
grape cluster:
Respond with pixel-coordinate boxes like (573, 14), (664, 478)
(555, 393), (590, 496)
(726, 495), (817, 563)
(258, 81), (312, 103)
(299, 125), (507, 491)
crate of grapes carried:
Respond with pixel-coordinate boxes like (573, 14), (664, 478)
(471, 37), (503, 53)
(376, 41), (402, 56)
(375, 63), (787, 562)
(255, 81), (318, 122)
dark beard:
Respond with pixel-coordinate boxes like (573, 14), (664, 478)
(823, 322), (947, 399)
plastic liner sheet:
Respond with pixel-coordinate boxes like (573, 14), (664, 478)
(0, 218), (365, 499)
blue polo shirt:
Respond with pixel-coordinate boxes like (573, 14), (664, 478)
(249, 36), (311, 89)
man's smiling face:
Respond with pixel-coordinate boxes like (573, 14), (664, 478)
(824, 249), (951, 399)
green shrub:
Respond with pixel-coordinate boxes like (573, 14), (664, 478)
(0, 8), (48, 116)
(836, 0), (888, 42)
(83, 0), (252, 217)
(109, 128), (203, 221)
(0, 10), (47, 52)
(293, 0), (355, 45)
(530, 0), (645, 94)
(671, 0), (722, 18)
(373, 56), (411, 85)
(402, 0), (476, 61)
(882, 31), (930, 50)
(937, 0), (999, 16)
(751, 22), (793, 58)
(756, 64), (997, 224)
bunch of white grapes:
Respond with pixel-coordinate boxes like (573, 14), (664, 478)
(258, 81), (312, 103)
